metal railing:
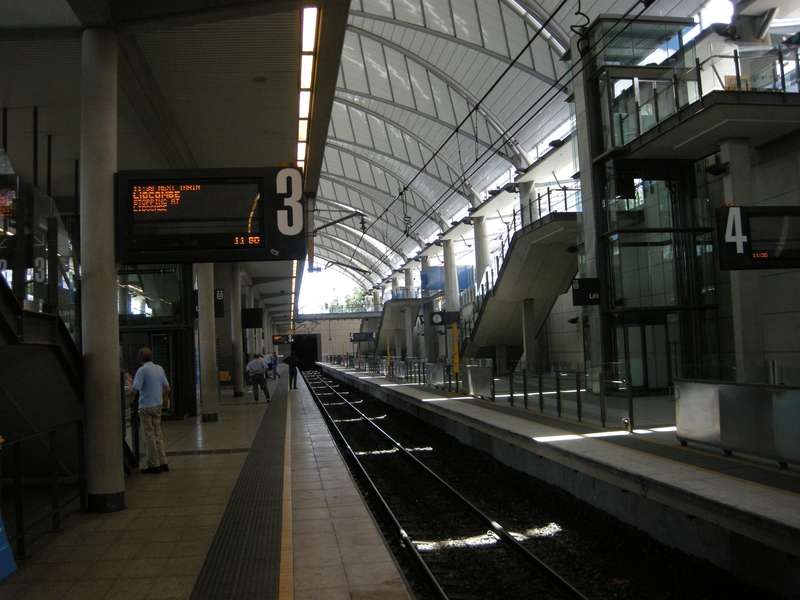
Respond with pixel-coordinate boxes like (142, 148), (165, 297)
(604, 44), (800, 150)
(1, 421), (86, 558)
(323, 357), (756, 431)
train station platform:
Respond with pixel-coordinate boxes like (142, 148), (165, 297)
(0, 366), (412, 600)
(318, 362), (800, 600)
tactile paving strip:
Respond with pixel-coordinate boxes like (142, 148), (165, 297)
(189, 399), (287, 600)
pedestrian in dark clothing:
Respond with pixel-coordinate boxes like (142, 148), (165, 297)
(283, 352), (300, 389)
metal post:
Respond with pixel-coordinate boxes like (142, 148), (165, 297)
(778, 49), (786, 93)
(33, 106), (39, 188)
(13, 441), (25, 556)
(626, 377), (635, 431)
(576, 372), (582, 422)
(599, 371), (606, 428)
(556, 371), (562, 417)
(77, 420), (87, 510)
(695, 58), (703, 100)
(538, 373), (544, 413)
(672, 73), (680, 114)
(508, 371), (514, 406)
(50, 430), (60, 530)
(734, 49), (742, 92)
(522, 367), (528, 410)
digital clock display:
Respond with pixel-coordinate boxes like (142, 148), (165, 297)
(117, 167), (306, 264)
(748, 214), (800, 260)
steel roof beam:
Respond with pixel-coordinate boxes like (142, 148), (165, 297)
(335, 90), (513, 163)
(350, 10), (562, 84)
(349, 25), (531, 167)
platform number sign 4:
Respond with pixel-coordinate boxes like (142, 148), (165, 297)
(716, 206), (800, 270)
(724, 207), (747, 254)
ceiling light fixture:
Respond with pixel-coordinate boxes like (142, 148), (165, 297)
(296, 7), (318, 171)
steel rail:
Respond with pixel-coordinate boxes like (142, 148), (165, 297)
(306, 371), (594, 600)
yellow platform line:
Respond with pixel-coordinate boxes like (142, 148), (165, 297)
(279, 395), (294, 599)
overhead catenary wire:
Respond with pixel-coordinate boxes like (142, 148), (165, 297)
(349, 0), (659, 283)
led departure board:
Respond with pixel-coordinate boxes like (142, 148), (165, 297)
(716, 206), (800, 270)
(117, 167), (306, 264)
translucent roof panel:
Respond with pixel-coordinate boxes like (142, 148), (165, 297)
(317, 0), (706, 288)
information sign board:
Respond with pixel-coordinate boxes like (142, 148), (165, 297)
(717, 206), (800, 270)
(116, 167), (305, 264)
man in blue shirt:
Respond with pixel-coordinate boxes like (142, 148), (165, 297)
(246, 353), (271, 403)
(132, 347), (171, 474)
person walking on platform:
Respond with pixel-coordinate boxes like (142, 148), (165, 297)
(246, 353), (271, 403)
(270, 351), (281, 379)
(283, 351), (300, 389)
(132, 347), (171, 474)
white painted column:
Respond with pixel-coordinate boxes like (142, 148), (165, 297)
(405, 306), (415, 358)
(197, 263), (219, 421)
(443, 239), (459, 313)
(473, 216), (491, 289)
(721, 139), (764, 382)
(80, 28), (123, 512)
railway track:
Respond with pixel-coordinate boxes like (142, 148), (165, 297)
(304, 370), (594, 600)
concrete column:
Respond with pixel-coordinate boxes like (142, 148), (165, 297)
(372, 289), (380, 308)
(404, 267), (413, 297)
(197, 263), (219, 421)
(420, 256), (429, 296)
(572, 34), (605, 380)
(245, 286), (256, 358)
(80, 28), (123, 513)
(720, 139), (764, 382)
(262, 306), (269, 354)
(443, 239), (459, 313)
(405, 306), (415, 358)
(496, 345), (508, 375)
(522, 298), (537, 367)
(473, 216), (491, 289)
(229, 263), (244, 396)
(519, 180), (535, 227)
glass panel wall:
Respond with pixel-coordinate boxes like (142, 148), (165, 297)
(601, 160), (718, 390)
(0, 174), (80, 344)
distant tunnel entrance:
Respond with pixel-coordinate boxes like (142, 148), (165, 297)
(291, 334), (320, 370)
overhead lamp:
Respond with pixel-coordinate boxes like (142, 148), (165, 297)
(297, 142), (307, 162)
(300, 54), (314, 89)
(302, 7), (318, 52)
(299, 91), (311, 119)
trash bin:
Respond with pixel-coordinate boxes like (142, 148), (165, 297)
(0, 509), (16, 580)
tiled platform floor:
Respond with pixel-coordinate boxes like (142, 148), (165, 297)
(0, 367), (411, 600)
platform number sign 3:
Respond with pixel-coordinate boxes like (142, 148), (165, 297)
(277, 168), (303, 236)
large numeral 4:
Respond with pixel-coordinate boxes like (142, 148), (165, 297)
(724, 207), (747, 254)
(276, 169), (303, 236)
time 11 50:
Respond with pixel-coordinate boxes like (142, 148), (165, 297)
(234, 236), (261, 245)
